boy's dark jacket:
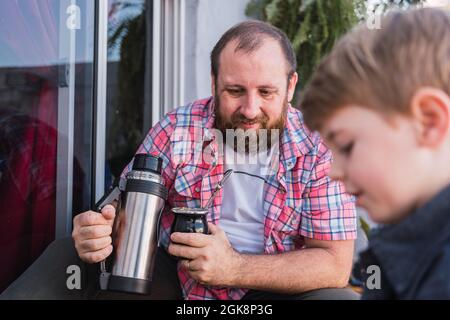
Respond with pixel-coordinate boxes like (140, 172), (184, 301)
(360, 184), (450, 300)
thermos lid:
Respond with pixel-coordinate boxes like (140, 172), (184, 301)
(132, 154), (162, 174)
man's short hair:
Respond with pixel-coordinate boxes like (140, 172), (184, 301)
(300, 8), (450, 131)
(211, 20), (297, 81)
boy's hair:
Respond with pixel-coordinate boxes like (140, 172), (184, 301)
(300, 8), (450, 131)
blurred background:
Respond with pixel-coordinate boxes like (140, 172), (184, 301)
(0, 0), (448, 293)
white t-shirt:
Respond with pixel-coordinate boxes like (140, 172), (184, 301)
(220, 142), (277, 254)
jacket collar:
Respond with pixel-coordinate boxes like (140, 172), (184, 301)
(366, 183), (450, 296)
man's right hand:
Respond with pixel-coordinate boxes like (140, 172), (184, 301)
(72, 204), (116, 263)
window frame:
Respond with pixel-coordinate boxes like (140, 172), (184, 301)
(55, 0), (186, 238)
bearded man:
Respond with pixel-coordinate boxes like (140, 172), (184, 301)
(3, 21), (359, 300)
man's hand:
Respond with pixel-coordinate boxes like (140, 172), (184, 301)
(72, 205), (116, 263)
(168, 222), (241, 287)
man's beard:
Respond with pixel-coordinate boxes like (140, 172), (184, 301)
(214, 94), (287, 154)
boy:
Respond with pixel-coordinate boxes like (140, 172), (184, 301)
(300, 8), (450, 299)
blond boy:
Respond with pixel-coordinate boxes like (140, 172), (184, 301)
(300, 8), (450, 299)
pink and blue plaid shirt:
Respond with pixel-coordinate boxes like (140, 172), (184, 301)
(122, 97), (357, 300)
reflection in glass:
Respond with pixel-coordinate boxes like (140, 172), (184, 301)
(0, 0), (94, 291)
(106, 0), (152, 189)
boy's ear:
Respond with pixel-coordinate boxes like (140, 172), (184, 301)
(411, 87), (450, 148)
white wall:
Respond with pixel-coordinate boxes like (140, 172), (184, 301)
(184, 0), (251, 104)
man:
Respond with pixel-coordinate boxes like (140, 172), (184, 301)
(3, 21), (358, 300)
(75, 21), (358, 300)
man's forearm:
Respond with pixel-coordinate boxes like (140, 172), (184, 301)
(228, 245), (353, 294)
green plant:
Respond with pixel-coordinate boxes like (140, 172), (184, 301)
(246, 0), (358, 97)
(247, 0), (423, 238)
(246, 0), (424, 102)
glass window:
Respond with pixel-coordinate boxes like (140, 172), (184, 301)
(105, 0), (152, 189)
(0, 0), (95, 292)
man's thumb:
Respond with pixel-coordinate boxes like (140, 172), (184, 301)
(207, 222), (219, 235)
(101, 204), (116, 223)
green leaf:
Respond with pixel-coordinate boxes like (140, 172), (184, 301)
(245, 0), (424, 96)
(300, 0), (315, 13)
(265, 0), (282, 22)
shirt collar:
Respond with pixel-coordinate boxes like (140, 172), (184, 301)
(279, 105), (313, 171)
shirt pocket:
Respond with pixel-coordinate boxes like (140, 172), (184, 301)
(172, 167), (203, 207)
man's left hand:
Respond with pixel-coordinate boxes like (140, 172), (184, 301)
(168, 222), (241, 287)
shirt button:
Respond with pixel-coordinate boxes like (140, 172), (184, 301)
(195, 187), (201, 193)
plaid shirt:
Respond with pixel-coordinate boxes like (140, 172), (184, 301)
(122, 97), (357, 300)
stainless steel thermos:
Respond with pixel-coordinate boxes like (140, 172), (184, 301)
(95, 154), (168, 295)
